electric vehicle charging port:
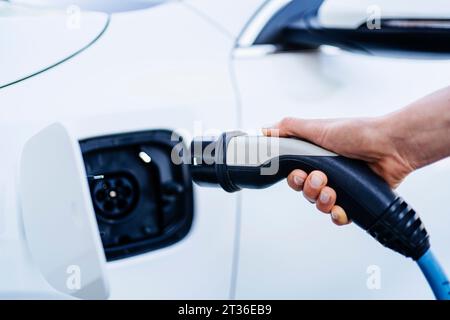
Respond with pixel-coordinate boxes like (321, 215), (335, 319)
(91, 172), (139, 219)
(80, 130), (193, 261)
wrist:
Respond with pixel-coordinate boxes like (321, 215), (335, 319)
(372, 114), (417, 174)
(369, 116), (415, 188)
(366, 116), (399, 161)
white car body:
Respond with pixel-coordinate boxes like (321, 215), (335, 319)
(0, 0), (449, 299)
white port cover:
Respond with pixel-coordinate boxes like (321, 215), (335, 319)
(19, 123), (109, 299)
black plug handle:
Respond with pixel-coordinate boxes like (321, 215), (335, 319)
(228, 155), (429, 260)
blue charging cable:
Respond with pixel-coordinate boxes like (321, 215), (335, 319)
(417, 249), (450, 300)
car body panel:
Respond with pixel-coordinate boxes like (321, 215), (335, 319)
(185, 0), (267, 39)
(0, 1), (239, 299)
(0, 2), (108, 88)
(232, 47), (450, 298)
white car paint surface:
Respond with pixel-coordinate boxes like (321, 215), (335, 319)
(0, 0), (449, 299)
(232, 48), (450, 299)
(0, 1), (240, 299)
(0, 2), (108, 87)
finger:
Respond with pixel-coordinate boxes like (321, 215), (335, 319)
(331, 205), (351, 226)
(287, 169), (308, 191)
(316, 186), (336, 213)
(303, 170), (328, 203)
(263, 117), (327, 146)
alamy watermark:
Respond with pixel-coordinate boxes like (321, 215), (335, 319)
(66, 5), (82, 30)
(366, 5), (381, 30)
(66, 264), (81, 291)
(366, 264), (381, 290)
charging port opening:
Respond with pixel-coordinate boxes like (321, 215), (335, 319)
(80, 130), (193, 261)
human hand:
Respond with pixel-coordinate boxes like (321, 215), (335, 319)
(263, 116), (415, 225)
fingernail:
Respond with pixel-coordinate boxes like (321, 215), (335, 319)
(293, 175), (304, 186)
(331, 211), (338, 220)
(262, 127), (280, 137)
(319, 191), (330, 203)
(310, 174), (323, 188)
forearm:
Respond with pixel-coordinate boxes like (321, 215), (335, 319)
(381, 86), (450, 170)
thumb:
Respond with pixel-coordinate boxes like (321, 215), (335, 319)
(263, 117), (328, 146)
